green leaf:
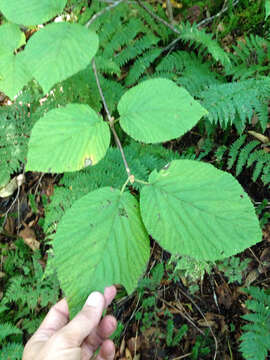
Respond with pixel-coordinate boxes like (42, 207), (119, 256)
(118, 78), (207, 144)
(26, 104), (110, 173)
(0, 23), (25, 54)
(53, 187), (150, 316)
(0, 52), (32, 99)
(265, 0), (270, 19)
(140, 160), (261, 261)
(24, 23), (99, 93)
(0, 0), (67, 26)
(0, 322), (22, 341)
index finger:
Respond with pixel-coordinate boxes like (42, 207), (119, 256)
(37, 298), (70, 337)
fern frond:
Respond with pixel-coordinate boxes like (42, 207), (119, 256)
(103, 17), (146, 59)
(227, 135), (247, 169)
(3, 256), (59, 311)
(240, 287), (270, 360)
(23, 316), (44, 334)
(132, 3), (172, 42)
(215, 145), (227, 163)
(156, 50), (189, 73)
(1, 342), (24, 360)
(235, 140), (260, 176)
(115, 33), (159, 67)
(0, 95), (37, 185)
(95, 55), (121, 76)
(95, 2), (129, 44)
(125, 48), (162, 85)
(99, 75), (125, 113)
(200, 78), (270, 129)
(177, 62), (221, 96)
(177, 22), (231, 66)
(0, 322), (22, 341)
(247, 149), (270, 184)
(223, 136), (270, 186)
(226, 34), (270, 80)
(156, 51), (221, 95)
(3, 276), (24, 304)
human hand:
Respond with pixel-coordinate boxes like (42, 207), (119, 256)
(23, 286), (117, 360)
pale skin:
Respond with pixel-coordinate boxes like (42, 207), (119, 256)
(23, 286), (117, 360)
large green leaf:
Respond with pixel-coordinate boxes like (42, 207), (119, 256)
(26, 104), (110, 173)
(265, 0), (270, 20)
(24, 23), (99, 93)
(0, 52), (32, 99)
(0, 23), (25, 54)
(0, 0), (67, 26)
(118, 78), (207, 143)
(54, 187), (150, 316)
(140, 160), (261, 261)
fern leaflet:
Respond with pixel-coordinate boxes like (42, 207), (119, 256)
(226, 34), (270, 80)
(0, 322), (22, 341)
(240, 287), (270, 360)
(200, 78), (270, 130)
(177, 21), (231, 66)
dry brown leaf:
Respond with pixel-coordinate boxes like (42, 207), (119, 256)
(125, 348), (132, 360)
(4, 216), (15, 235)
(248, 130), (269, 144)
(197, 318), (216, 327)
(19, 226), (40, 251)
(216, 283), (233, 309)
(128, 336), (142, 354)
(0, 174), (25, 198)
(258, 247), (270, 273)
(120, 338), (126, 357)
(244, 269), (260, 286)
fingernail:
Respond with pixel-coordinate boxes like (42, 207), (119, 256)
(86, 292), (102, 307)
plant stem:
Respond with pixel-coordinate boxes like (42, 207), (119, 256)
(86, 0), (125, 28)
(120, 176), (131, 193)
(166, 0), (174, 24)
(91, 59), (131, 178)
(110, 125), (131, 177)
(197, 0), (240, 28)
(134, 178), (149, 185)
(136, 0), (180, 35)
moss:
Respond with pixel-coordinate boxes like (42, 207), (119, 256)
(218, 0), (267, 37)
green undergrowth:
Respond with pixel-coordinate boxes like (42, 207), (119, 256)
(0, 239), (59, 358)
(0, 0), (269, 358)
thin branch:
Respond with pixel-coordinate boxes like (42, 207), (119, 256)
(136, 0), (180, 35)
(138, 0), (239, 53)
(91, 59), (131, 178)
(86, 0), (125, 28)
(172, 353), (192, 360)
(197, 0), (240, 27)
(160, 297), (205, 335)
(177, 284), (218, 360)
(91, 59), (112, 121)
(166, 0), (174, 24)
(3, 186), (20, 228)
(2, 173), (24, 229)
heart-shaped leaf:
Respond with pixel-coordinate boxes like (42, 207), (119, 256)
(140, 160), (261, 261)
(118, 78), (207, 143)
(0, 0), (67, 26)
(54, 187), (150, 316)
(24, 23), (99, 93)
(26, 104), (110, 172)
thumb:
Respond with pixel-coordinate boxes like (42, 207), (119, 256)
(58, 292), (105, 347)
